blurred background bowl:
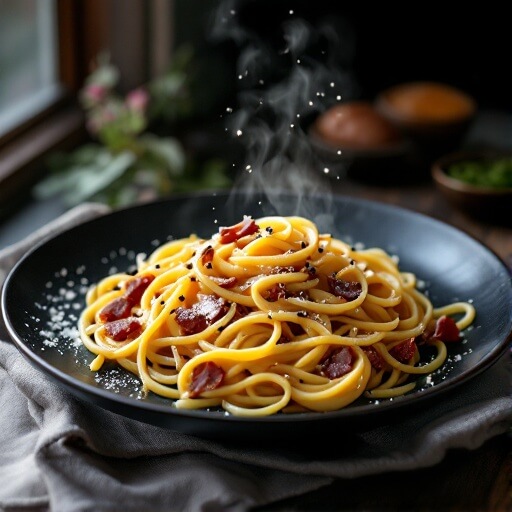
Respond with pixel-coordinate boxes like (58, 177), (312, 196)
(308, 101), (413, 184)
(432, 149), (512, 224)
(377, 82), (477, 169)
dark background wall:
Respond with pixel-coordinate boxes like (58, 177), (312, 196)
(173, 1), (511, 122)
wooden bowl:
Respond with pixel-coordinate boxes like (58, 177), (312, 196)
(376, 82), (477, 165)
(431, 150), (512, 224)
(308, 101), (412, 184)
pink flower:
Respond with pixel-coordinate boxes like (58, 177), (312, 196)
(126, 88), (149, 112)
(83, 84), (107, 104)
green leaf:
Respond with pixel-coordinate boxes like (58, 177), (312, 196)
(139, 134), (185, 175)
(35, 150), (136, 206)
(63, 151), (136, 204)
(33, 166), (86, 199)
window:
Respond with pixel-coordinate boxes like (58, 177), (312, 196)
(0, 0), (161, 218)
(0, 0), (60, 138)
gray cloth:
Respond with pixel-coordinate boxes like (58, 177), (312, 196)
(0, 203), (511, 512)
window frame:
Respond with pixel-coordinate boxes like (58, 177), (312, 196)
(0, 0), (163, 219)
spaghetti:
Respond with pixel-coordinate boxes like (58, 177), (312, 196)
(79, 215), (475, 416)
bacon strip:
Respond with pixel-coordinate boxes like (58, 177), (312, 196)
(232, 304), (250, 322)
(188, 361), (225, 398)
(319, 346), (355, 379)
(327, 275), (362, 301)
(362, 345), (385, 371)
(389, 338), (417, 363)
(219, 217), (260, 244)
(104, 317), (142, 341)
(124, 274), (155, 304)
(99, 274), (155, 322)
(174, 294), (228, 335)
(433, 315), (461, 342)
(266, 283), (288, 302)
(99, 297), (133, 323)
(201, 245), (214, 265)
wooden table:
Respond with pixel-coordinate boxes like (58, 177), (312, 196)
(264, 176), (512, 511)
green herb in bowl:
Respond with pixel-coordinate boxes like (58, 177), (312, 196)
(447, 157), (512, 188)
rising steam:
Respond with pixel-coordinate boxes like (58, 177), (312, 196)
(209, 0), (358, 228)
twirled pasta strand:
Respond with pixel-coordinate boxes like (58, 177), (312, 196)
(79, 216), (475, 416)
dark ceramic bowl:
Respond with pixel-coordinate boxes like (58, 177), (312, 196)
(432, 150), (512, 223)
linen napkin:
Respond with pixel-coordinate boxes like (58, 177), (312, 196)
(0, 203), (511, 512)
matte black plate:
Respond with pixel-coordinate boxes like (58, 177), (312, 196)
(2, 192), (511, 438)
